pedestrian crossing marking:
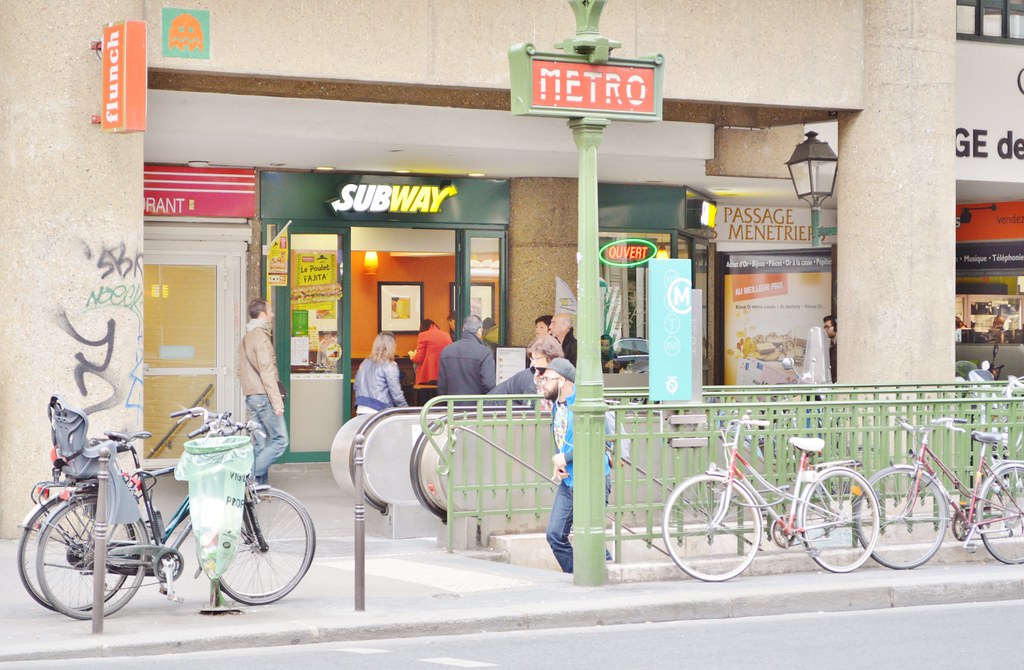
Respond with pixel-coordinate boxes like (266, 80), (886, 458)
(319, 557), (533, 593)
(422, 658), (497, 668)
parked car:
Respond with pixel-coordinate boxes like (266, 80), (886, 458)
(613, 337), (649, 373)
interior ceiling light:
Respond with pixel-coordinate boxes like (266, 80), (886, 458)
(314, 166), (335, 171)
(394, 169), (412, 174)
(187, 160), (210, 168)
(467, 172), (486, 177)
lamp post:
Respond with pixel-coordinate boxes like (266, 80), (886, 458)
(786, 131), (838, 247)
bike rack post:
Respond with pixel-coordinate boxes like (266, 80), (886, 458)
(92, 445), (111, 633)
(353, 434), (366, 611)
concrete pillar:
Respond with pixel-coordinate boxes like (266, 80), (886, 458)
(0, 1), (145, 537)
(508, 178), (579, 347)
(836, 1), (955, 384)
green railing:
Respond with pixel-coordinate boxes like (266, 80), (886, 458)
(421, 382), (1024, 558)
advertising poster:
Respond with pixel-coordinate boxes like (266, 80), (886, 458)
(723, 251), (832, 385)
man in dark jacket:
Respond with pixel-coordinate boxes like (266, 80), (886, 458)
(437, 315), (496, 395)
(550, 313), (577, 367)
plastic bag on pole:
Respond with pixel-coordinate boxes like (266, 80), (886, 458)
(174, 436), (253, 580)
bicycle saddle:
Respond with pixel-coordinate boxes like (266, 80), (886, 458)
(789, 437), (825, 453)
(971, 430), (1007, 445)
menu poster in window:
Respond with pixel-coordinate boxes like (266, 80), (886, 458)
(496, 347), (527, 386)
(292, 250), (342, 317)
(267, 221), (291, 282)
(722, 251), (832, 385)
(291, 337), (310, 366)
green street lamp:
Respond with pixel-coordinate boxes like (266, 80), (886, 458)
(786, 131), (838, 247)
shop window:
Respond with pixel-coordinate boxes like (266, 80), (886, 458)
(598, 232), (672, 370)
(957, 0), (1024, 41)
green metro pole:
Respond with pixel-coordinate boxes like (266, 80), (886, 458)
(509, 0), (664, 586)
(570, 115), (610, 585)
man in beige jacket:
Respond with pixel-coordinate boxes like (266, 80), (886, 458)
(239, 298), (288, 485)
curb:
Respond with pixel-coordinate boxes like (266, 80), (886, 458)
(4, 568), (1023, 662)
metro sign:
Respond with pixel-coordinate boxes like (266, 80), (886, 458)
(509, 43), (663, 122)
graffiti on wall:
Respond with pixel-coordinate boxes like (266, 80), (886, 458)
(54, 240), (144, 417)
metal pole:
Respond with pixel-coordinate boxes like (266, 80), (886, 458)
(569, 116), (609, 586)
(353, 434), (366, 611)
(92, 445), (111, 633)
(811, 205), (821, 247)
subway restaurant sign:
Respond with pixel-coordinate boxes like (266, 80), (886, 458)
(259, 173), (509, 225)
(509, 44), (663, 122)
(328, 183), (458, 214)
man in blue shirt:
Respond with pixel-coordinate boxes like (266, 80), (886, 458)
(539, 358), (612, 573)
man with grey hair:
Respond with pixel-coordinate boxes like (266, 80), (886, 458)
(437, 315), (496, 396)
(549, 313), (577, 367)
(488, 335), (564, 396)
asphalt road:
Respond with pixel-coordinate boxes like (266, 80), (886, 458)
(11, 599), (1024, 669)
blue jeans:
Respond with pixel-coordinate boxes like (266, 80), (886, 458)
(245, 394), (288, 485)
(545, 476), (612, 574)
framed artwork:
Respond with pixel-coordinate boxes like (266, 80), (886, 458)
(378, 282), (423, 333)
(471, 283), (495, 321)
(450, 282), (496, 321)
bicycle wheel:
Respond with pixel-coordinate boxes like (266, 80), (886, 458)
(979, 463), (1024, 564)
(17, 498), (62, 611)
(868, 465), (949, 570)
(798, 467), (879, 573)
(219, 487), (317, 605)
(35, 495), (146, 620)
(661, 474), (762, 582)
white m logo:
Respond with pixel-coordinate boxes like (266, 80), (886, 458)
(666, 278), (692, 315)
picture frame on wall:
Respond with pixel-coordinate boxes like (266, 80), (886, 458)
(378, 282), (423, 333)
(450, 282), (495, 321)
(471, 283), (494, 321)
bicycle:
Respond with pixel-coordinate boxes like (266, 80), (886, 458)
(33, 404), (316, 619)
(661, 413), (880, 582)
(869, 413), (1024, 569)
(17, 395), (149, 613)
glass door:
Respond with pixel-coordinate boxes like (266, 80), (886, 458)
(455, 231), (505, 343)
(142, 249), (243, 460)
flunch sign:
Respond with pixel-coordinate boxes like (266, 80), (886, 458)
(599, 238), (657, 267)
(101, 20), (147, 133)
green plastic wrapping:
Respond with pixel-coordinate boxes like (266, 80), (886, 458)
(174, 436), (254, 580)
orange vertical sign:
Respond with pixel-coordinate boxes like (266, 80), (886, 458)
(102, 20), (147, 133)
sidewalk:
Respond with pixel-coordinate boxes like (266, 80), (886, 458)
(4, 464), (1024, 662)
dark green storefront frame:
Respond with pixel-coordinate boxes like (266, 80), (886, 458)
(259, 172), (511, 463)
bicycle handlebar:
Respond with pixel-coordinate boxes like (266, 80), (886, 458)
(897, 416), (967, 433)
(172, 407), (262, 439)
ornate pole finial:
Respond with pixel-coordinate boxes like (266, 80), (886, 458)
(556, 0), (622, 64)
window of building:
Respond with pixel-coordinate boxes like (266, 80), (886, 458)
(958, 0), (1024, 41)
